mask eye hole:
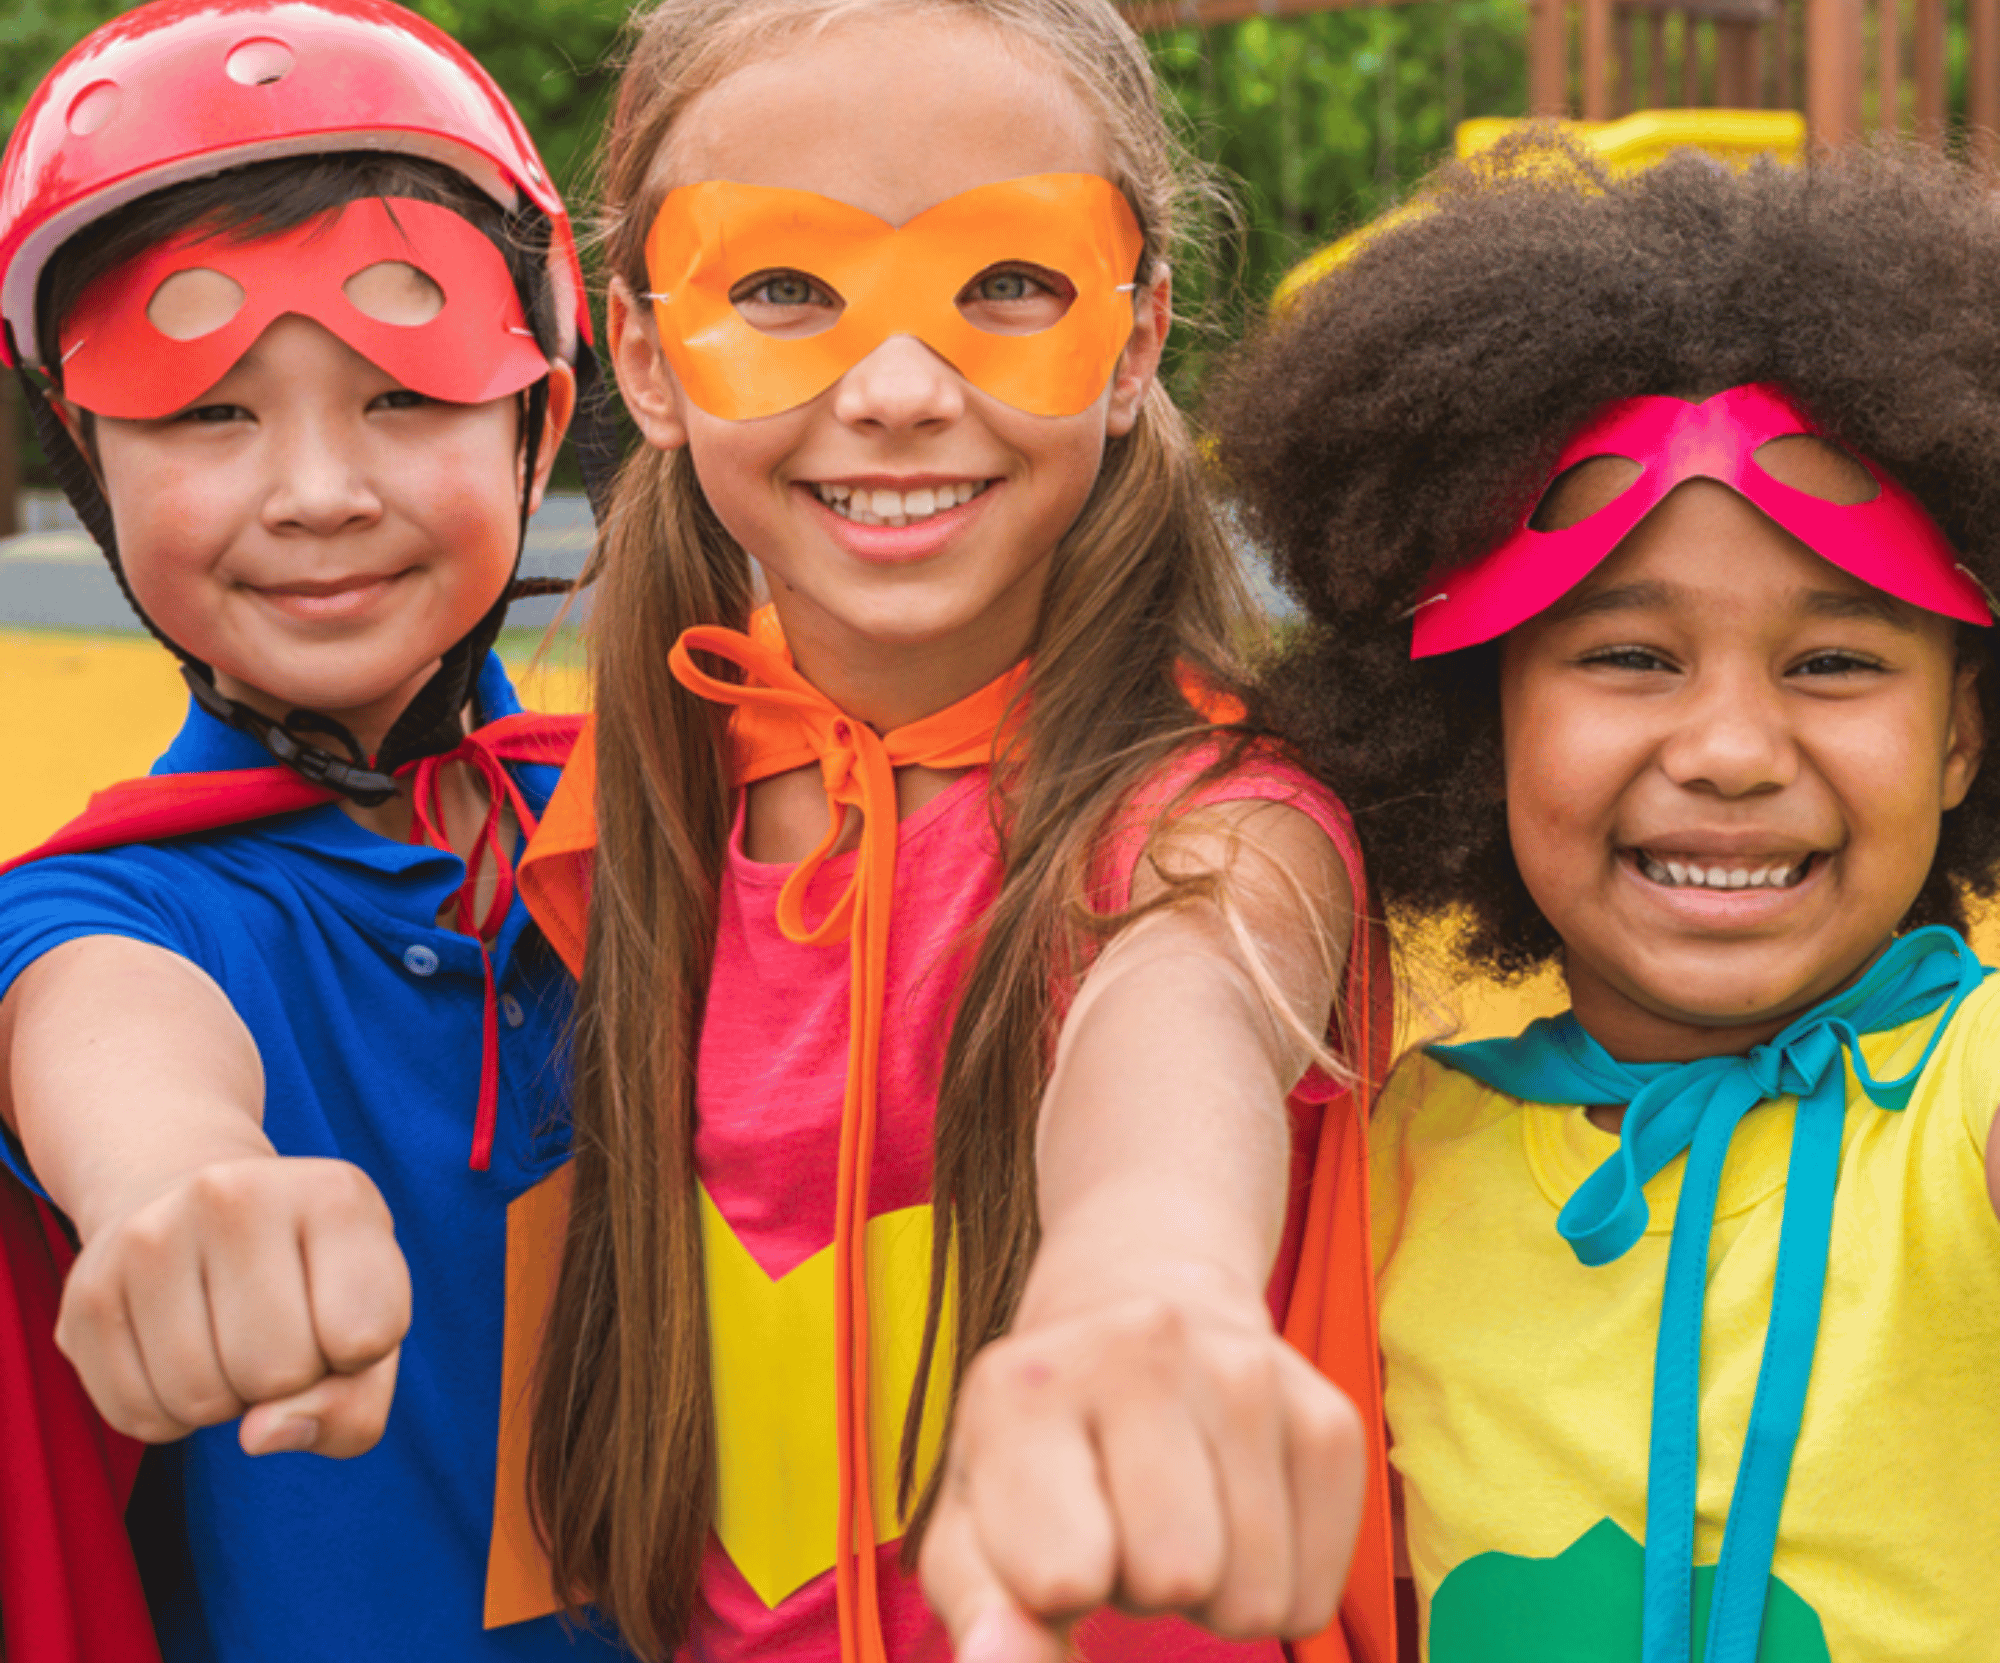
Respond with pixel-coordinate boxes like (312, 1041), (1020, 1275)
(146, 267), (247, 341)
(956, 262), (1076, 336)
(729, 268), (843, 337)
(1752, 434), (1879, 504)
(343, 260), (445, 327)
(1530, 454), (1642, 530)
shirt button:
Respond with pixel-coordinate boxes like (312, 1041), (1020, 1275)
(500, 993), (526, 1029)
(403, 944), (440, 977)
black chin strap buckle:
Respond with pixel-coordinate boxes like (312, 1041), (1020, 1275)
(181, 668), (401, 807)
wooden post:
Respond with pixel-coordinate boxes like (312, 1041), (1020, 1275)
(1581, 0), (1614, 116)
(1649, 7), (1670, 104)
(1716, 18), (1758, 102)
(1914, 0), (1946, 144)
(1972, 0), (2000, 166)
(1616, 8), (1637, 112)
(1683, 12), (1706, 104)
(1531, 0), (1571, 115)
(1774, 0), (1795, 108)
(1807, 0), (1863, 145)
(1875, 0), (1901, 132)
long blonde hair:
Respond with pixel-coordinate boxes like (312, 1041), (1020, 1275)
(528, 4), (1260, 1654)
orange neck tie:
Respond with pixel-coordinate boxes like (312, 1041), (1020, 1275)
(669, 616), (1028, 1663)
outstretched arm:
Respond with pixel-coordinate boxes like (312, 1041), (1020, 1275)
(0, 935), (409, 1457)
(922, 797), (1366, 1660)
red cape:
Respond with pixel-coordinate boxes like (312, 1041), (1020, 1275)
(0, 711), (580, 1663)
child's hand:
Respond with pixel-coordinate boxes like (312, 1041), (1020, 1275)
(55, 1154), (411, 1459)
(919, 1270), (1364, 1661)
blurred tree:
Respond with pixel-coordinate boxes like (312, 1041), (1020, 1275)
(1148, 1), (1528, 398)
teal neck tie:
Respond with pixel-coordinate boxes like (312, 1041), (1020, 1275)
(1431, 926), (1987, 1663)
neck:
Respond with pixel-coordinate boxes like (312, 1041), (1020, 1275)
(1563, 938), (1896, 1065)
(763, 600), (1035, 733)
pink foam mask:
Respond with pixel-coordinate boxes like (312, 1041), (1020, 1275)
(1409, 382), (1992, 658)
(57, 197), (551, 419)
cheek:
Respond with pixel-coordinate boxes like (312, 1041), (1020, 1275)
(685, 417), (800, 540)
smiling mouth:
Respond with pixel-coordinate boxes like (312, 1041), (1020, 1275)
(1632, 849), (1818, 891)
(812, 480), (990, 527)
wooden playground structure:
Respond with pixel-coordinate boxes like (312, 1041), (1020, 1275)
(1122, 0), (2000, 154)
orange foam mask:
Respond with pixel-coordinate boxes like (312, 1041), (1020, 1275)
(59, 197), (551, 420)
(644, 173), (1146, 420)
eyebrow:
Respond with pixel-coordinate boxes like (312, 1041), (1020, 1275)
(1543, 578), (1921, 632)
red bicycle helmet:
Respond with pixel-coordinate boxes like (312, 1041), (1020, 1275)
(0, 0), (614, 801)
(0, 0), (588, 375)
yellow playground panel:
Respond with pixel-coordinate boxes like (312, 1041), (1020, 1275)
(1273, 107), (1806, 309)
(0, 630), (585, 863)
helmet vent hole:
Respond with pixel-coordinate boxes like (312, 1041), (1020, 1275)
(147, 269), (247, 342)
(344, 261), (445, 327)
(226, 39), (295, 87)
(66, 81), (120, 137)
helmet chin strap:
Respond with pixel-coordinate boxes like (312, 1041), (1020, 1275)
(11, 341), (615, 808)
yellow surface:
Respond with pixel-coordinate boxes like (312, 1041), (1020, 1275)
(0, 629), (586, 862)
(1272, 108), (1806, 310)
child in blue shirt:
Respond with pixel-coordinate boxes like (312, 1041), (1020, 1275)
(0, 1), (625, 1656)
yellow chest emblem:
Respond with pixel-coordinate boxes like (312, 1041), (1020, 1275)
(703, 1186), (953, 1608)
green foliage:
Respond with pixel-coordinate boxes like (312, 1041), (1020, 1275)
(1149, 1), (1527, 398)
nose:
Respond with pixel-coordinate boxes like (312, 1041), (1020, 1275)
(1657, 663), (1798, 799)
(830, 334), (965, 432)
(261, 405), (383, 536)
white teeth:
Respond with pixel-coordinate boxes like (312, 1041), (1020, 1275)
(813, 479), (988, 525)
(1639, 853), (1810, 891)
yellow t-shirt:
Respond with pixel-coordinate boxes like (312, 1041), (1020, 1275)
(1371, 974), (2000, 1661)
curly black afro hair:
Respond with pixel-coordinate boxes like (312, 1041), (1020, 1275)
(1211, 139), (2000, 979)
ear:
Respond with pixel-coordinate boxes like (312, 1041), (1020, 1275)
(606, 277), (690, 452)
(1943, 655), (1985, 811)
(523, 358), (578, 516)
(1104, 266), (1170, 440)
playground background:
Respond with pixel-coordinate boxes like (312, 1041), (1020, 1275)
(8, 1), (1995, 1038)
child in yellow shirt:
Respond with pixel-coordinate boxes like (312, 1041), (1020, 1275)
(1214, 144), (2000, 1662)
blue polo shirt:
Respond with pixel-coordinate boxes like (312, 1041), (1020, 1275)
(0, 655), (628, 1660)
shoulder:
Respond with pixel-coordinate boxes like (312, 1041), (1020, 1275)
(1903, 967), (2000, 1165)
(0, 845), (216, 1008)
(1371, 1046), (1530, 1270)
(1098, 736), (1359, 913)
(1374, 1045), (1530, 1159)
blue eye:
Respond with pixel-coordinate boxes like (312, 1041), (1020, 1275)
(731, 270), (836, 310)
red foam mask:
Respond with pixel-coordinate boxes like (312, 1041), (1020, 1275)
(57, 196), (550, 419)
(1409, 383), (1993, 658)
